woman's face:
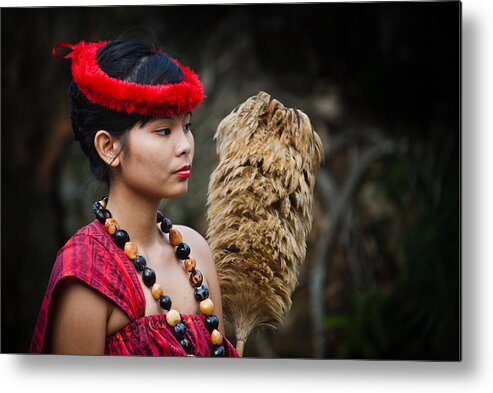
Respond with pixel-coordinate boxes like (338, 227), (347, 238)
(116, 112), (194, 200)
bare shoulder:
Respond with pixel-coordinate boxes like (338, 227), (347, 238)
(173, 224), (209, 246)
(174, 225), (214, 266)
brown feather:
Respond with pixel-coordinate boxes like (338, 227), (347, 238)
(206, 91), (324, 346)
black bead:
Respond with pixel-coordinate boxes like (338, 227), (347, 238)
(194, 284), (209, 301)
(180, 338), (192, 353)
(159, 295), (172, 310)
(133, 255), (146, 272)
(92, 201), (103, 215)
(156, 210), (164, 223)
(113, 229), (130, 249)
(176, 242), (191, 260)
(95, 208), (112, 224)
(173, 322), (187, 340)
(160, 217), (173, 233)
(212, 345), (225, 357)
(142, 267), (156, 287)
(102, 196), (109, 204)
(204, 315), (219, 333)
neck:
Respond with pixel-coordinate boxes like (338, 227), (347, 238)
(105, 181), (162, 251)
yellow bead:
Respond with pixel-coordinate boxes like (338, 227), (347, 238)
(184, 257), (196, 272)
(211, 329), (223, 345)
(200, 298), (214, 315)
(166, 309), (181, 326)
(104, 218), (119, 235)
(151, 283), (163, 300)
(169, 228), (183, 247)
(124, 241), (138, 260)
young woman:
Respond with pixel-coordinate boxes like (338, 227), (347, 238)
(29, 39), (238, 357)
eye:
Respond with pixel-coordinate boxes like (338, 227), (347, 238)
(184, 122), (193, 133)
(157, 128), (171, 136)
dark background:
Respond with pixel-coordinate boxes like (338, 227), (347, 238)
(1, 2), (460, 359)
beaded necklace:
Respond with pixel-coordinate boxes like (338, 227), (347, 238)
(93, 196), (225, 357)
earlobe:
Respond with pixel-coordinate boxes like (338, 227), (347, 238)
(94, 130), (120, 167)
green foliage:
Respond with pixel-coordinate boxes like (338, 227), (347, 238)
(325, 288), (388, 359)
(325, 150), (460, 360)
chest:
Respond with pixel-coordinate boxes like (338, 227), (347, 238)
(139, 248), (202, 316)
(107, 229), (209, 336)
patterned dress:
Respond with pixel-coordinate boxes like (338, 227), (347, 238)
(30, 220), (238, 357)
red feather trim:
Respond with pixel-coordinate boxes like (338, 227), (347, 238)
(53, 41), (204, 117)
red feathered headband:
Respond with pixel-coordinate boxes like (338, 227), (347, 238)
(52, 41), (204, 117)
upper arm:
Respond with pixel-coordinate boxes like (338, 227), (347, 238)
(176, 225), (226, 335)
(45, 277), (110, 355)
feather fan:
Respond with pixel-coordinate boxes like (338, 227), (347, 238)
(206, 91), (324, 356)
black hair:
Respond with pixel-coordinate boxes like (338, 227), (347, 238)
(68, 40), (185, 185)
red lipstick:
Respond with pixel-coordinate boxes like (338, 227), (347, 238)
(176, 164), (191, 178)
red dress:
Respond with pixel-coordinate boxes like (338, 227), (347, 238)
(30, 220), (238, 357)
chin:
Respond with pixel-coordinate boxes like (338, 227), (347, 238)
(163, 184), (189, 199)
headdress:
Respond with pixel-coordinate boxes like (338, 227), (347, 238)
(52, 41), (204, 117)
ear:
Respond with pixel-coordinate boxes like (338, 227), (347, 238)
(94, 130), (121, 167)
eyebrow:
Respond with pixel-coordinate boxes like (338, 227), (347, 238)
(152, 113), (192, 129)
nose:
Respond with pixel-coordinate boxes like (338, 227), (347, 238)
(175, 127), (193, 156)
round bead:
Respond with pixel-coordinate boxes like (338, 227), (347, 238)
(176, 242), (191, 260)
(142, 267), (156, 287)
(173, 322), (187, 339)
(184, 257), (196, 272)
(200, 298), (214, 315)
(166, 309), (181, 326)
(212, 345), (225, 357)
(211, 329), (223, 346)
(180, 338), (192, 353)
(204, 315), (219, 333)
(156, 209), (164, 223)
(169, 228), (183, 247)
(151, 283), (163, 300)
(124, 241), (138, 260)
(160, 218), (173, 233)
(96, 208), (111, 224)
(114, 229), (130, 249)
(159, 295), (172, 310)
(190, 269), (203, 287)
(133, 255), (146, 272)
(194, 284), (209, 301)
(92, 201), (103, 215)
(104, 218), (119, 235)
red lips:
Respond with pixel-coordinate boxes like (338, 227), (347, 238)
(176, 164), (191, 178)
(176, 164), (191, 173)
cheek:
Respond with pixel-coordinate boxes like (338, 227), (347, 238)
(125, 139), (170, 179)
